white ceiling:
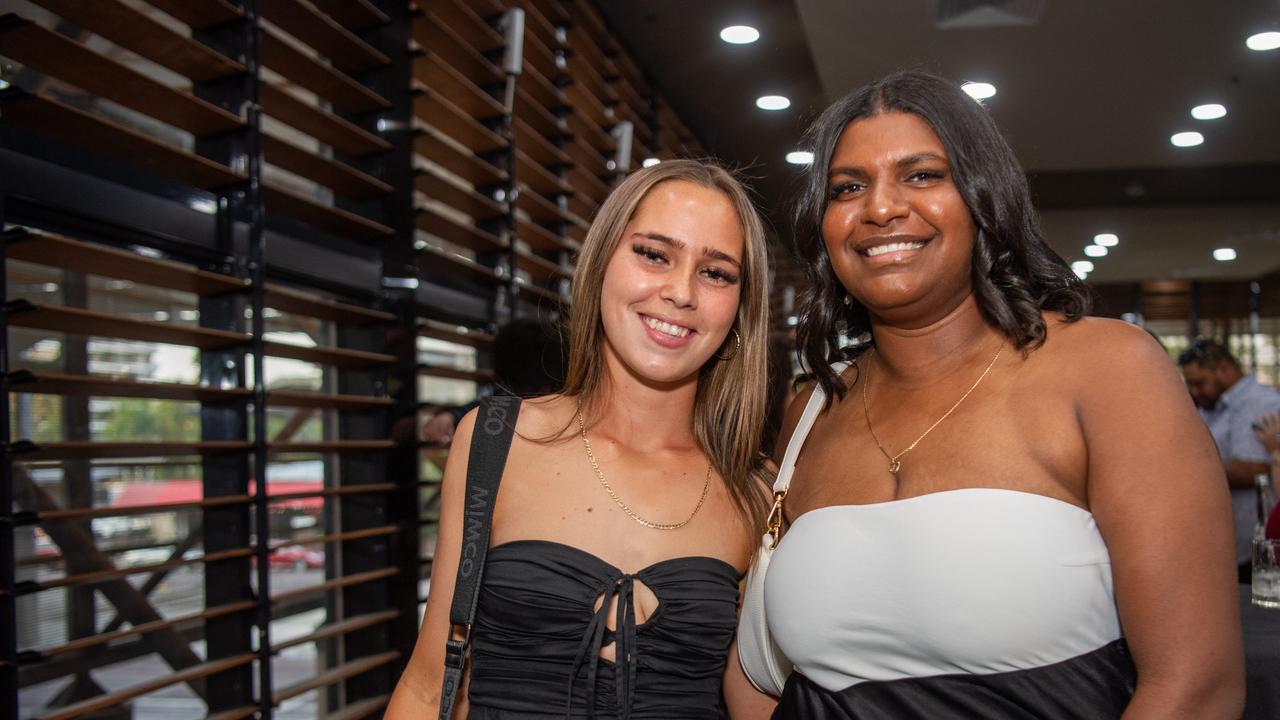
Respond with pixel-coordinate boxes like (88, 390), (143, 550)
(795, 0), (1280, 282)
(601, 0), (1280, 284)
(797, 0), (1280, 171)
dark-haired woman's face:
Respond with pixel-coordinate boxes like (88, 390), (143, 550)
(821, 111), (976, 326)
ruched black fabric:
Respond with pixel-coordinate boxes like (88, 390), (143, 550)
(466, 540), (740, 719)
(771, 639), (1137, 720)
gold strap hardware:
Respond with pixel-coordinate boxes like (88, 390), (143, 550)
(765, 489), (788, 549)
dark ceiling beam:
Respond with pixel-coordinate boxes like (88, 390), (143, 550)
(1029, 164), (1280, 210)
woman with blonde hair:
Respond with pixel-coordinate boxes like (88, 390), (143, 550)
(388, 158), (772, 718)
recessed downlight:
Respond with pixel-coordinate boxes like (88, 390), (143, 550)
(1213, 247), (1237, 262)
(1084, 245), (1108, 258)
(1093, 233), (1119, 247)
(1070, 260), (1094, 278)
(1246, 31), (1280, 51)
(642, 157), (660, 168)
(785, 151), (814, 165)
(961, 82), (996, 100)
(756, 95), (791, 111)
(720, 25), (760, 44)
(1191, 103), (1227, 120)
(1171, 131), (1204, 147)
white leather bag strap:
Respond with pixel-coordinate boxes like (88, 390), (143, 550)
(765, 361), (849, 546)
(773, 361), (849, 495)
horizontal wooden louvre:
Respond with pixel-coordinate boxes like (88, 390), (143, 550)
(3, 2), (712, 716)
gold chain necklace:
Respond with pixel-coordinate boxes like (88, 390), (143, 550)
(576, 411), (711, 530)
(862, 344), (1004, 475)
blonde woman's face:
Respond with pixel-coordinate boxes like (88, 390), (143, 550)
(599, 180), (744, 386)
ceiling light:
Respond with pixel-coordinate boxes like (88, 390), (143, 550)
(642, 157), (660, 168)
(1246, 31), (1280, 51)
(785, 151), (814, 165)
(1071, 260), (1095, 274)
(1084, 244), (1107, 257)
(961, 82), (997, 100)
(1073, 268), (1089, 280)
(720, 25), (759, 44)
(756, 95), (790, 111)
(1093, 233), (1119, 247)
(1170, 131), (1204, 147)
(1213, 247), (1237, 262)
(1190, 103), (1227, 120)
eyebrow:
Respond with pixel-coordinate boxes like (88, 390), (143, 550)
(634, 232), (742, 269)
(828, 152), (949, 178)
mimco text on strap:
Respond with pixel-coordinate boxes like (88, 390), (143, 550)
(439, 395), (521, 720)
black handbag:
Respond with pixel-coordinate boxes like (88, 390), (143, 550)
(438, 395), (521, 720)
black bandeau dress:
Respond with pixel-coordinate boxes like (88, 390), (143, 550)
(464, 539), (740, 719)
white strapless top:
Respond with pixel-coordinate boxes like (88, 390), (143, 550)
(762, 370), (1122, 693)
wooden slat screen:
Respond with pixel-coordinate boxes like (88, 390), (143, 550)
(1, 2), (708, 717)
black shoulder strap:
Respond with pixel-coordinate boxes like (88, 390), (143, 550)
(439, 395), (520, 720)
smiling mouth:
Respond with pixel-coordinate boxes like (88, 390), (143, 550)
(861, 240), (927, 257)
(643, 315), (692, 338)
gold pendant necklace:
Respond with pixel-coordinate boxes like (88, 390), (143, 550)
(576, 411), (711, 530)
(862, 343), (1004, 475)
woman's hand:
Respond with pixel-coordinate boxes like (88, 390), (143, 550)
(1253, 412), (1280, 459)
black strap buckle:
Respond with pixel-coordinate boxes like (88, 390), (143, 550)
(444, 636), (468, 670)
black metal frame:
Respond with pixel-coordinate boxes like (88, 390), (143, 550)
(1, 0), (413, 716)
(1, 189), (16, 720)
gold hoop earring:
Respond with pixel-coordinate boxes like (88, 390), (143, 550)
(715, 328), (741, 361)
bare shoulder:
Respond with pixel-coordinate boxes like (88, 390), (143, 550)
(510, 393), (575, 441)
(1040, 314), (1172, 384)
(773, 383), (818, 465)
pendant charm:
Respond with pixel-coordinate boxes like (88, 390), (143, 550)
(888, 458), (901, 474)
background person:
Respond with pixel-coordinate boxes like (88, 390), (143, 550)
(1179, 339), (1280, 578)
(420, 318), (568, 446)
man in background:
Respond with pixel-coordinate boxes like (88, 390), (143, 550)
(1178, 339), (1280, 581)
(422, 318), (566, 445)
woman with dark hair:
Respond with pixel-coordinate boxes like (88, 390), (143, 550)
(726, 71), (1243, 718)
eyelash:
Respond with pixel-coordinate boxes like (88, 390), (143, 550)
(631, 244), (738, 285)
(827, 169), (947, 198)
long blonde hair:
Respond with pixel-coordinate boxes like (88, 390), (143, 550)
(562, 159), (772, 530)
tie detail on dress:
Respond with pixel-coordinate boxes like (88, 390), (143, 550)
(567, 573), (640, 719)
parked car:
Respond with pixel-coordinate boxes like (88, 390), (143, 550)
(268, 545), (324, 571)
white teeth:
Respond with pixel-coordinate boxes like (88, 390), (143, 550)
(865, 241), (925, 257)
(644, 316), (691, 337)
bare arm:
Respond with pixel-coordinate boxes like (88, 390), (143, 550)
(385, 410), (478, 719)
(724, 637), (779, 719)
(1079, 324), (1244, 719)
(1223, 459), (1271, 488)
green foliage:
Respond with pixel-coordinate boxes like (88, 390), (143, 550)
(99, 398), (201, 441)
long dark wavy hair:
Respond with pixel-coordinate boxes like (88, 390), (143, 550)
(793, 71), (1091, 403)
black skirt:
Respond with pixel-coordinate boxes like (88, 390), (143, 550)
(772, 640), (1136, 720)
